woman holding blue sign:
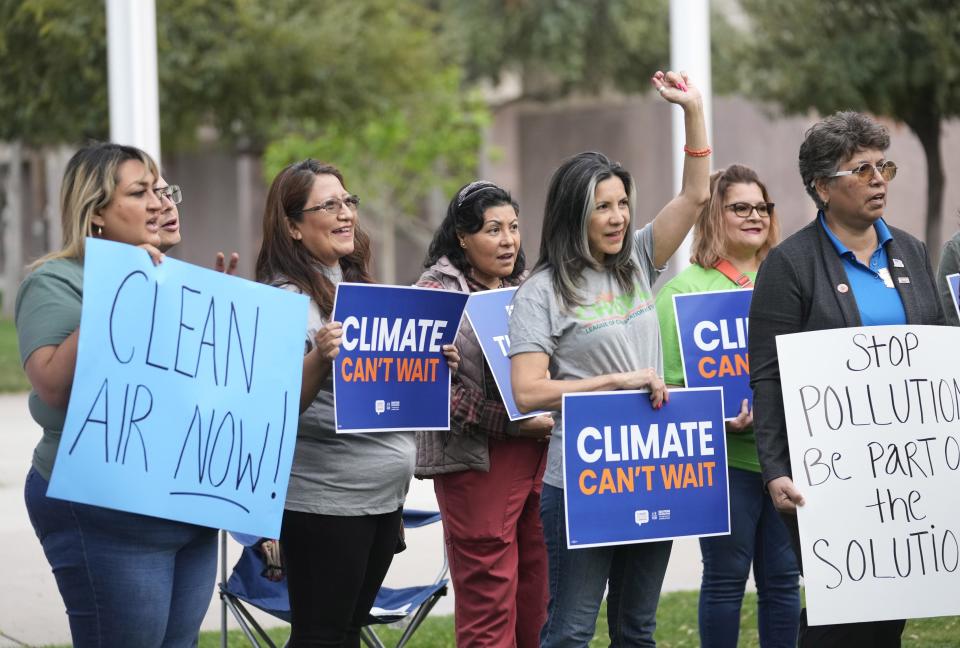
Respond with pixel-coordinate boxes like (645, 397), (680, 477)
(255, 158), (459, 647)
(416, 180), (555, 648)
(750, 111), (944, 647)
(654, 164), (800, 647)
(509, 69), (710, 647)
(15, 142), (219, 647)
(936, 230), (960, 325)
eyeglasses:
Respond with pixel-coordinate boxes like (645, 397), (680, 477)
(298, 194), (360, 217)
(725, 202), (774, 219)
(155, 184), (182, 205)
(828, 161), (897, 183)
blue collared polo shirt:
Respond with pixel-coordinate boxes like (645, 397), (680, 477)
(818, 212), (906, 326)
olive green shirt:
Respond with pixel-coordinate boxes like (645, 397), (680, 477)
(15, 258), (83, 481)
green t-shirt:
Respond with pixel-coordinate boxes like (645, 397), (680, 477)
(655, 263), (760, 473)
(15, 258), (83, 481)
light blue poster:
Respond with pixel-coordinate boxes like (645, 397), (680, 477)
(563, 388), (728, 548)
(464, 287), (546, 421)
(673, 289), (753, 420)
(48, 238), (307, 539)
(947, 273), (960, 321)
(332, 283), (468, 433)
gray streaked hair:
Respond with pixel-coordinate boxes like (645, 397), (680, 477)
(799, 111), (890, 210)
(535, 151), (639, 310)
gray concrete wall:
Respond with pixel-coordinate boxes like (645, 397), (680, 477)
(4, 100), (959, 296)
(484, 95), (960, 274)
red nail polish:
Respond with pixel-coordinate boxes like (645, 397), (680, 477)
(678, 82), (688, 92)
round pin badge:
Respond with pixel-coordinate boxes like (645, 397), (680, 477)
(837, 283), (849, 293)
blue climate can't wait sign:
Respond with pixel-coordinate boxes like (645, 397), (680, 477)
(562, 388), (729, 548)
(332, 283), (468, 433)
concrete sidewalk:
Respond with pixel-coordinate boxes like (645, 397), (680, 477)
(0, 391), (706, 647)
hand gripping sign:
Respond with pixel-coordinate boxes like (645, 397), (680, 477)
(332, 283), (468, 433)
(562, 388), (728, 548)
(777, 325), (960, 625)
(49, 238), (307, 539)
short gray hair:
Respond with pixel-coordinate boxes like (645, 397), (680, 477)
(798, 111), (890, 210)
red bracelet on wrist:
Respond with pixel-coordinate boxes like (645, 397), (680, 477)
(684, 145), (712, 157)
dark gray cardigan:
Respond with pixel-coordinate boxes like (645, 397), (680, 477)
(749, 218), (946, 484)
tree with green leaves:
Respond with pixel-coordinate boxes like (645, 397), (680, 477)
(264, 67), (489, 282)
(738, 0), (960, 254)
(445, 0), (669, 97)
(442, 0), (740, 97)
(0, 0), (483, 155)
(0, 0), (489, 283)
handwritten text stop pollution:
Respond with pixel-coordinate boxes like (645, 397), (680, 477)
(48, 238), (307, 538)
(778, 325), (960, 626)
(332, 283), (468, 433)
(563, 388), (728, 549)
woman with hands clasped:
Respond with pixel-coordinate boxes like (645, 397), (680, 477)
(749, 112), (944, 647)
(509, 70), (710, 647)
(655, 164), (799, 647)
(415, 181), (553, 648)
(254, 159), (458, 647)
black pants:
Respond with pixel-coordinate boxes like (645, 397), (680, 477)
(780, 513), (906, 647)
(280, 508), (403, 648)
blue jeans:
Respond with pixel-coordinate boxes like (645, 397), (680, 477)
(539, 484), (673, 647)
(698, 467), (800, 648)
(24, 467), (218, 647)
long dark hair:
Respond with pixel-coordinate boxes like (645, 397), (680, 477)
(424, 180), (526, 280)
(255, 159), (373, 317)
(536, 151), (638, 309)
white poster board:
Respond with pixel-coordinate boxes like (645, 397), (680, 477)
(777, 325), (960, 626)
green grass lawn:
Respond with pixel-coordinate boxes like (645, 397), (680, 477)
(0, 318), (29, 392)
(115, 591), (959, 648)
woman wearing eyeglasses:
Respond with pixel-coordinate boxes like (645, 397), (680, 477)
(255, 159), (458, 647)
(749, 112), (944, 647)
(155, 178), (183, 251)
(936, 230), (960, 325)
(155, 178), (240, 272)
(655, 164), (799, 647)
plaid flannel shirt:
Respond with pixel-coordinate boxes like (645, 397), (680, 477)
(418, 274), (511, 440)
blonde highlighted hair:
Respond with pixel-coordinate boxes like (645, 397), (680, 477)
(690, 164), (780, 268)
(29, 142), (159, 270)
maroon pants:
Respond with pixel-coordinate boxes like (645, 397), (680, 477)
(434, 437), (549, 648)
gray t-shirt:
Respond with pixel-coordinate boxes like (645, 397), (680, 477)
(15, 258), (84, 481)
(509, 224), (664, 488)
(278, 266), (414, 516)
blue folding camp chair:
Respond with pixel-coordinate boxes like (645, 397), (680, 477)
(219, 509), (448, 648)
